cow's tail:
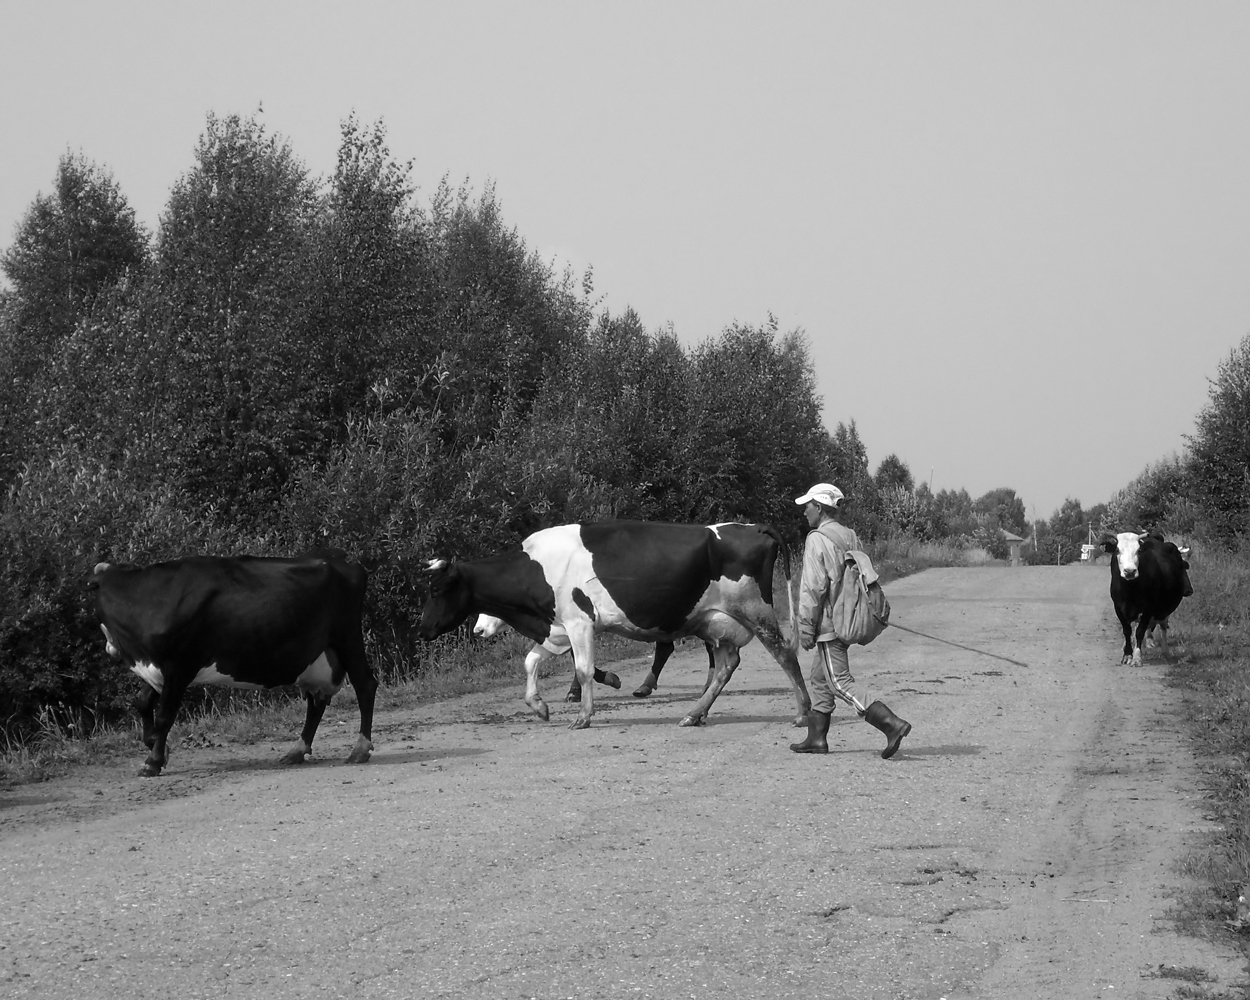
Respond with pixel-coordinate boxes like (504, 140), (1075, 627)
(753, 523), (802, 655)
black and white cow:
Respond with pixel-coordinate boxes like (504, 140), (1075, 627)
(88, 551), (377, 776)
(473, 613), (717, 702)
(420, 521), (810, 729)
(473, 613), (624, 700)
(1100, 530), (1193, 665)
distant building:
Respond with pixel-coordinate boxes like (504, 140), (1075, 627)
(1002, 530), (1026, 567)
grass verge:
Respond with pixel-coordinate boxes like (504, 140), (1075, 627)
(1159, 542), (1250, 969)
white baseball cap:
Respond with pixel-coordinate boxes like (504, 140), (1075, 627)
(795, 483), (844, 508)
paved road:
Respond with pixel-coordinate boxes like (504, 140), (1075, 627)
(1, 566), (1244, 999)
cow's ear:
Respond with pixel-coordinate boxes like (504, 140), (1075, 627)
(1100, 539), (1117, 553)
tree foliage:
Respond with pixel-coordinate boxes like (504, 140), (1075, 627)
(1186, 334), (1250, 539)
(0, 114), (840, 723)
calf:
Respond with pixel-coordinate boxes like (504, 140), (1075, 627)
(421, 520), (809, 728)
(1100, 530), (1192, 665)
(89, 552), (377, 776)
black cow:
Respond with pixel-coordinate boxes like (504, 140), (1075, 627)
(88, 552), (378, 777)
(1100, 530), (1193, 665)
(419, 520), (810, 729)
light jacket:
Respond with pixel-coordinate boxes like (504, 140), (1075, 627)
(797, 519), (862, 648)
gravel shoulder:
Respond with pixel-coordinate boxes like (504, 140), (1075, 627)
(1, 565), (1246, 999)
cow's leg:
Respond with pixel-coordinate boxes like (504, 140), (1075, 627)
(341, 640), (378, 764)
(752, 619), (814, 727)
(1131, 616), (1149, 666)
(524, 645), (554, 721)
(1116, 608), (1134, 664)
(566, 666), (620, 703)
(1152, 617), (1172, 655)
(567, 619), (597, 729)
(283, 693), (329, 764)
(678, 642), (741, 727)
(701, 642), (717, 694)
(632, 641), (677, 698)
(141, 676), (190, 777)
(133, 685), (159, 749)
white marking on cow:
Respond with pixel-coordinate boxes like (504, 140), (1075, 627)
(191, 664), (265, 690)
(130, 661), (165, 691)
(127, 657), (334, 694)
(294, 652), (342, 700)
(100, 624), (120, 658)
(1113, 531), (1149, 580)
(426, 558), (448, 571)
(474, 614), (505, 638)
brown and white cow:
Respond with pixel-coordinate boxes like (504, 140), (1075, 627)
(420, 521), (809, 728)
(89, 551), (377, 776)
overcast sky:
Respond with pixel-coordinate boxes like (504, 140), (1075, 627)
(3, 2), (1248, 521)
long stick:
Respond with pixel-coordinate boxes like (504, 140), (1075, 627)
(887, 621), (1030, 668)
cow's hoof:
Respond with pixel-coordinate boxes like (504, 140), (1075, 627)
(139, 764), (162, 778)
(678, 714), (706, 727)
(564, 689), (581, 703)
(570, 717), (591, 730)
(530, 700), (550, 721)
(280, 749), (309, 766)
(346, 739), (373, 764)
(603, 671), (621, 690)
(792, 714), (809, 728)
(632, 685), (654, 698)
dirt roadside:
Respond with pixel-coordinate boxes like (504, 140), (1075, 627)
(1, 565), (1246, 999)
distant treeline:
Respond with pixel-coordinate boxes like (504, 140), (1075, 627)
(8, 113), (1241, 726)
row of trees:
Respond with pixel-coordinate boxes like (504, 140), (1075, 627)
(0, 114), (879, 723)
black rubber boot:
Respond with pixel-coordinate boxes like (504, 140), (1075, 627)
(789, 710), (832, 754)
(864, 700), (911, 759)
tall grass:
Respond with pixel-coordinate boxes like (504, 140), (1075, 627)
(0, 703), (133, 785)
(865, 534), (990, 583)
(1162, 541), (1250, 944)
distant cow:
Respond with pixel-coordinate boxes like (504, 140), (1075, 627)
(88, 552), (377, 777)
(474, 613), (717, 701)
(421, 521), (810, 728)
(1100, 531), (1193, 665)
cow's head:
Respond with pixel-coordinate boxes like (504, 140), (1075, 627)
(473, 614), (506, 639)
(1101, 531), (1149, 580)
(418, 559), (472, 639)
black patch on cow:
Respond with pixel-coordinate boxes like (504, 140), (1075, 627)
(572, 587), (596, 621)
(422, 550), (557, 644)
(578, 521), (779, 634)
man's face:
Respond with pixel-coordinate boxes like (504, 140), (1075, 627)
(804, 500), (822, 528)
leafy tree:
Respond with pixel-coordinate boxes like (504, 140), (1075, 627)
(973, 487), (1027, 536)
(1104, 455), (1194, 535)
(874, 454), (914, 492)
(153, 112), (320, 512)
(1048, 497), (1089, 563)
(0, 153), (148, 484)
(821, 419), (878, 536)
(1186, 333), (1250, 539)
(934, 487), (976, 537)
